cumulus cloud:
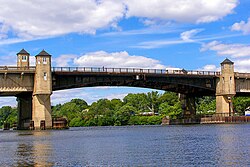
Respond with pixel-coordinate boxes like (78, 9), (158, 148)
(180, 29), (204, 41)
(198, 65), (219, 71)
(0, 97), (16, 107)
(231, 17), (250, 34)
(0, 0), (125, 39)
(53, 54), (77, 67)
(73, 51), (165, 69)
(201, 41), (250, 72)
(0, 0), (238, 43)
(234, 59), (250, 72)
(124, 0), (238, 23)
(201, 41), (250, 58)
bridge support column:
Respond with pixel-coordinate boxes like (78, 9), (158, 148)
(32, 50), (52, 129)
(16, 93), (32, 129)
(216, 59), (236, 116)
(216, 95), (233, 116)
(32, 94), (52, 129)
(180, 94), (196, 118)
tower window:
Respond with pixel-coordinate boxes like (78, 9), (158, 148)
(22, 56), (27, 62)
(43, 57), (47, 64)
(44, 72), (47, 80)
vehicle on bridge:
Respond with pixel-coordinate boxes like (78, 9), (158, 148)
(245, 107), (250, 116)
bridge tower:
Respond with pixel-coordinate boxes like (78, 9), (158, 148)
(32, 50), (52, 129)
(16, 49), (32, 129)
(216, 58), (236, 116)
(17, 49), (30, 68)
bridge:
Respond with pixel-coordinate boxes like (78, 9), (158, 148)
(0, 49), (250, 129)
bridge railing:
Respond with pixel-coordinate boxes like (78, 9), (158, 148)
(235, 72), (250, 79)
(52, 67), (220, 76)
(0, 66), (36, 72)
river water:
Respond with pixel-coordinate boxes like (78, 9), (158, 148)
(0, 124), (250, 166)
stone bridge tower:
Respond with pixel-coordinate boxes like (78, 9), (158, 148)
(32, 50), (52, 129)
(16, 49), (32, 129)
(216, 58), (236, 116)
(17, 49), (30, 68)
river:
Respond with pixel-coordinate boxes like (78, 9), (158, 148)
(0, 124), (250, 166)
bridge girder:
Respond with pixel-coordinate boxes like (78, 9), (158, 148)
(52, 72), (216, 96)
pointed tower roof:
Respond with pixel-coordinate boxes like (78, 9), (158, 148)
(221, 58), (234, 65)
(36, 49), (51, 57)
(17, 49), (30, 55)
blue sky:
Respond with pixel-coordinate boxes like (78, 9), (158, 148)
(0, 0), (250, 106)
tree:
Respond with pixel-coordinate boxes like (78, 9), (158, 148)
(146, 91), (160, 113)
(0, 106), (17, 127)
(233, 97), (250, 115)
(123, 93), (149, 114)
(159, 102), (182, 119)
(115, 104), (136, 125)
(196, 96), (216, 115)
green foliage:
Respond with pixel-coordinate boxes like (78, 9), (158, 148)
(159, 102), (182, 119)
(5, 91), (250, 128)
(0, 106), (17, 128)
(233, 97), (250, 115)
(50, 91), (183, 127)
(52, 98), (88, 124)
(196, 96), (216, 115)
(114, 104), (135, 125)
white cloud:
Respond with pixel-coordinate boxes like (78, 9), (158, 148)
(124, 0), (238, 23)
(53, 55), (77, 67)
(0, 97), (17, 107)
(180, 29), (204, 41)
(201, 41), (250, 58)
(198, 65), (219, 71)
(0, 0), (125, 39)
(231, 17), (250, 34)
(73, 51), (165, 69)
(234, 59), (250, 72)
(0, 0), (238, 44)
(134, 39), (191, 49)
(51, 88), (90, 105)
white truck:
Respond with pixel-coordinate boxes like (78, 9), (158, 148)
(245, 107), (250, 116)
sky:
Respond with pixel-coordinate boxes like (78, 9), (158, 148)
(0, 0), (250, 107)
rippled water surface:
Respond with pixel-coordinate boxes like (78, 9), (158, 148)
(1, 124), (250, 166)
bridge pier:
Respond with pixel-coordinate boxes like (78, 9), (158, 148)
(32, 94), (52, 129)
(216, 95), (233, 116)
(16, 93), (32, 129)
(32, 50), (53, 129)
(216, 59), (236, 116)
(180, 94), (196, 118)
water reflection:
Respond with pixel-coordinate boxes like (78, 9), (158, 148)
(14, 131), (54, 167)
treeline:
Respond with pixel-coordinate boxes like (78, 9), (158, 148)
(0, 92), (250, 128)
(52, 92), (182, 126)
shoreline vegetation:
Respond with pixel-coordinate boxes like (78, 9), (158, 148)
(1, 91), (250, 128)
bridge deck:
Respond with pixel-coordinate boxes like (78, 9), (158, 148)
(51, 67), (220, 76)
(0, 66), (36, 73)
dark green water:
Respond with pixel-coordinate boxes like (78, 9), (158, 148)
(1, 124), (250, 166)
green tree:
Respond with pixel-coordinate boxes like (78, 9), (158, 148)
(196, 96), (216, 115)
(115, 104), (136, 125)
(159, 102), (182, 119)
(123, 93), (149, 114)
(146, 91), (160, 113)
(0, 106), (17, 127)
(233, 97), (250, 115)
